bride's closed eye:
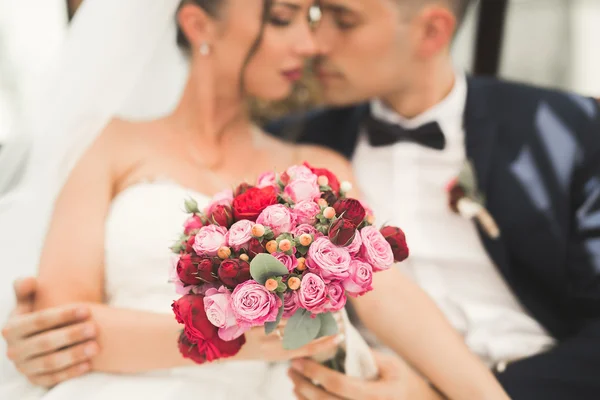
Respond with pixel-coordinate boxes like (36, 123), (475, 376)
(268, 2), (301, 27)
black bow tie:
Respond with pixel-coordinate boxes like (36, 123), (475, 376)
(364, 114), (446, 151)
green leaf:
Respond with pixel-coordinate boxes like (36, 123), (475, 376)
(265, 293), (285, 335)
(250, 254), (289, 284)
(316, 312), (339, 339)
(282, 308), (321, 350)
(276, 281), (288, 293)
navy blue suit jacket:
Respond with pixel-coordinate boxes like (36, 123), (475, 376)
(266, 77), (600, 399)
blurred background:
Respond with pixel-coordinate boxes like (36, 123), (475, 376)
(1, 0), (600, 149)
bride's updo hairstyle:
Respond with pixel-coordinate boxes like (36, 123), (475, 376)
(175, 0), (273, 93)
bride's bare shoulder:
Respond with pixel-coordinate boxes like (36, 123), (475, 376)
(99, 117), (161, 145)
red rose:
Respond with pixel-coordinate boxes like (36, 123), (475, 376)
(247, 238), (265, 258)
(178, 327), (246, 364)
(172, 295), (217, 343)
(232, 186), (278, 222)
(177, 255), (218, 285)
(333, 199), (366, 226)
(380, 226), (409, 263)
(208, 205), (234, 227)
(328, 218), (357, 246)
(304, 162), (341, 193)
(234, 182), (254, 197)
(218, 259), (251, 288)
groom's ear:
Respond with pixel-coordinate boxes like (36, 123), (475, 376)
(177, 3), (218, 49)
(411, 6), (457, 59)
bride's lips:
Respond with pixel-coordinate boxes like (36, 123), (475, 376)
(282, 68), (303, 82)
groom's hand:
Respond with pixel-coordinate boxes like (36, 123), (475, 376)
(288, 350), (443, 400)
(1, 278), (99, 387)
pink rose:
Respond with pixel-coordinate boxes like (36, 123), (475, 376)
(346, 230), (363, 256)
(193, 225), (228, 257)
(273, 252), (298, 272)
(183, 215), (204, 235)
(342, 259), (373, 296)
(284, 179), (321, 203)
(292, 224), (322, 238)
(204, 286), (248, 341)
(283, 291), (300, 318)
(286, 165), (317, 181)
(360, 226), (395, 271)
(204, 189), (234, 215)
(231, 281), (282, 328)
(298, 273), (328, 313)
(306, 237), (351, 281)
(293, 200), (321, 225)
(256, 204), (296, 237)
(226, 220), (254, 251)
(325, 281), (347, 312)
(257, 171), (277, 189)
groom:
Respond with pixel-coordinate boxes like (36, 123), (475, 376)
(268, 0), (600, 398)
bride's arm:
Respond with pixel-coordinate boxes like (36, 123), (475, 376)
(351, 269), (508, 399)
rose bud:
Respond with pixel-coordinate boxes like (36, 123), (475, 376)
(265, 278), (279, 292)
(218, 259), (251, 288)
(184, 198), (200, 214)
(234, 182), (254, 197)
(183, 215), (204, 235)
(239, 254), (249, 262)
(328, 218), (357, 247)
(317, 198), (328, 207)
(340, 181), (353, 193)
(177, 254), (200, 285)
(278, 239), (292, 252)
(288, 277), (301, 291)
(317, 175), (329, 187)
(185, 235), (196, 253)
(252, 223), (266, 238)
(299, 234), (312, 246)
(380, 226), (410, 263)
(333, 199), (366, 226)
(208, 204), (234, 227)
(266, 240), (278, 254)
(218, 246), (232, 260)
(323, 207), (336, 219)
(297, 257), (307, 271)
(248, 238), (265, 258)
(280, 171), (290, 185)
(196, 257), (218, 283)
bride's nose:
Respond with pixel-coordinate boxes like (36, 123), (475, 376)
(294, 21), (318, 57)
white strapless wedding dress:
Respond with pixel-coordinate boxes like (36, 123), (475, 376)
(9, 180), (294, 400)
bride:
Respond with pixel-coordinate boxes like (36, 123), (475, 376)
(1, 0), (508, 398)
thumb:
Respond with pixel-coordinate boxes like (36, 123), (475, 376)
(13, 277), (37, 311)
(372, 351), (404, 380)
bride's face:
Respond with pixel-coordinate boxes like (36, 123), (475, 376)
(213, 0), (317, 100)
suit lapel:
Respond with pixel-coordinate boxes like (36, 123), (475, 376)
(464, 78), (514, 280)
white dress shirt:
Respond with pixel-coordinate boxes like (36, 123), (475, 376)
(353, 72), (556, 367)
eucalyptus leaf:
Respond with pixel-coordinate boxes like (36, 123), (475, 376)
(282, 308), (321, 350)
(250, 254), (290, 284)
(265, 293), (285, 335)
(316, 312), (339, 339)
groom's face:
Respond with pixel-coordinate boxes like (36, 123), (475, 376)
(312, 0), (454, 105)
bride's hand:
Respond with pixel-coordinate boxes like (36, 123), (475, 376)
(234, 324), (344, 363)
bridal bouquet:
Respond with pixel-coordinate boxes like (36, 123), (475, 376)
(169, 163), (409, 367)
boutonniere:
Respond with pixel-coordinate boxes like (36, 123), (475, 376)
(446, 160), (500, 239)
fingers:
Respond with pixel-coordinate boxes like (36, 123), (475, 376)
(28, 362), (91, 388)
(13, 277), (37, 314)
(11, 321), (97, 362)
(18, 340), (99, 376)
(2, 304), (90, 341)
(288, 369), (340, 400)
(289, 358), (365, 400)
(371, 350), (404, 379)
(288, 335), (342, 359)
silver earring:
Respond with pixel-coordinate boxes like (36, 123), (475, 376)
(199, 42), (210, 56)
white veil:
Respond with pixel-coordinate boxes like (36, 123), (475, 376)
(0, 0), (187, 327)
